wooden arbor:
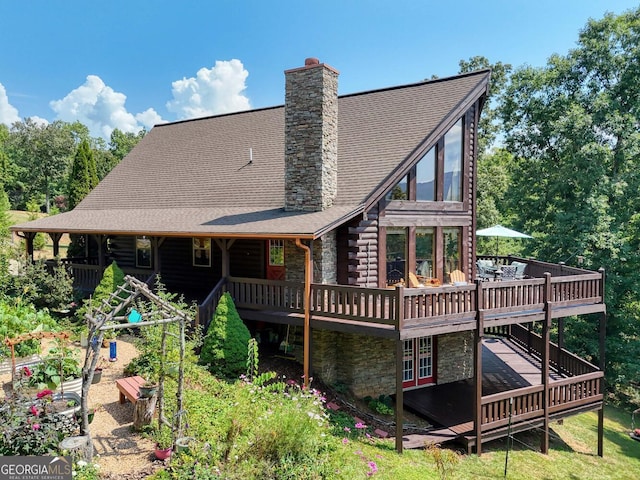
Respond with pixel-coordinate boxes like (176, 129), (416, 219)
(80, 275), (192, 454)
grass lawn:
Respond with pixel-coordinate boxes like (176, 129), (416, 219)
(361, 405), (639, 479)
(9, 210), (70, 259)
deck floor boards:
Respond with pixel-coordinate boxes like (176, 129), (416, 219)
(402, 337), (562, 445)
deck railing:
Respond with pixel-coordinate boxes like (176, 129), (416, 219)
(507, 324), (599, 377)
(61, 263), (153, 293)
(61, 259), (604, 331)
(480, 370), (603, 431)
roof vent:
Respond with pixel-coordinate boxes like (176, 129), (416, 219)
(305, 57), (320, 67)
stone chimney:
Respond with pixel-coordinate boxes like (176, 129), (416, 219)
(284, 57), (339, 212)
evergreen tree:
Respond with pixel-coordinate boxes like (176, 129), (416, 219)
(199, 292), (251, 378)
(67, 139), (95, 210)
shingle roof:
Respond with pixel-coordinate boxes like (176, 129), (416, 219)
(13, 69), (489, 238)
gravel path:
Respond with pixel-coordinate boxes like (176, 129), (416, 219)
(1, 335), (158, 478)
(84, 335), (157, 477)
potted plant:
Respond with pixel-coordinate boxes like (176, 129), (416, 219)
(102, 329), (117, 348)
(139, 377), (158, 398)
(154, 426), (173, 460)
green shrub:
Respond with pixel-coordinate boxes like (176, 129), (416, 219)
(199, 293), (250, 378)
(0, 300), (59, 358)
(77, 260), (125, 321)
(10, 259), (73, 312)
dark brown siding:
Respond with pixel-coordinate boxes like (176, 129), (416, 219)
(106, 235), (264, 302)
(229, 239), (265, 278)
(159, 237), (221, 299)
(107, 235), (137, 268)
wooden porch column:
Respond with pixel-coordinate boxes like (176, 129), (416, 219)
(49, 232), (63, 257)
(214, 239), (235, 278)
(541, 272), (552, 454)
(474, 279), (484, 455)
(597, 267), (606, 457)
(22, 232), (36, 261)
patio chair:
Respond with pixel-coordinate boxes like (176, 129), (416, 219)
(408, 272), (423, 288)
(500, 265), (517, 281)
(510, 261), (528, 279)
(449, 269), (466, 284)
(476, 259), (496, 281)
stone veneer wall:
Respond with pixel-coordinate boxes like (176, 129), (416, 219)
(284, 60), (339, 212)
(312, 330), (395, 398)
(436, 330), (474, 383)
(306, 330), (474, 398)
(284, 232), (337, 284)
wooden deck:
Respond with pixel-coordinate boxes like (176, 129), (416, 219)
(401, 337), (602, 450)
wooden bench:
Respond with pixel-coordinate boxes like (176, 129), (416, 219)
(115, 375), (145, 404)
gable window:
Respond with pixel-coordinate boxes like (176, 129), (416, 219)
(193, 238), (211, 267)
(416, 147), (435, 201)
(386, 175), (407, 201)
(443, 119), (463, 201)
(136, 236), (152, 268)
(269, 239), (285, 266)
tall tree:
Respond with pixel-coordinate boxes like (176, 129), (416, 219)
(109, 128), (145, 162)
(458, 56), (517, 246)
(67, 139), (97, 210)
(9, 119), (75, 213)
(500, 7), (640, 400)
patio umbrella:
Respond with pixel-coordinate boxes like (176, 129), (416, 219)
(476, 224), (532, 258)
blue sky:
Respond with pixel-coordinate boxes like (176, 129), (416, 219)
(0, 0), (637, 138)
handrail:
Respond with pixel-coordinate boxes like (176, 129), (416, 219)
(197, 277), (228, 331)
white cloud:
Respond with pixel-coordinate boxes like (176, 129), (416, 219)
(50, 75), (164, 138)
(0, 83), (20, 126)
(136, 108), (165, 130)
(166, 59), (250, 120)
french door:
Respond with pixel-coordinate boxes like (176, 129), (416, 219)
(402, 336), (435, 389)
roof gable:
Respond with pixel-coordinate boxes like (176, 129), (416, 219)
(13, 69), (490, 237)
(78, 70), (490, 211)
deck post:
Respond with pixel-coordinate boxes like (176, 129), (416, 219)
(597, 269), (606, 458)
(541, 272), (552, 454)
(395, 338), (404, 454)
(474, 279), (484, 455)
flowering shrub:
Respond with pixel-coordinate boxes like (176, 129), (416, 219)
(0, 389), (78, 455)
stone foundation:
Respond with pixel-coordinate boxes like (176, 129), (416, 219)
(436, 330), (474, 384)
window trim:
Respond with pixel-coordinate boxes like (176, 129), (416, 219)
(192, 238), (212, 268)
(135, 236), (152, 269)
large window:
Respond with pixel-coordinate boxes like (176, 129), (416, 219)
(416, 227), (434, 278)
(443, 227), (461, 282)
(386, 227), (406, 285)
(136, 236), (152, 268)
(193, 238), (211, 267)
(416, 147), (435, 201)
(443, 119), (463, 201)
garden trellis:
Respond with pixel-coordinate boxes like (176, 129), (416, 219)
(81, 275), (192, 457)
